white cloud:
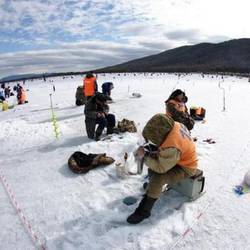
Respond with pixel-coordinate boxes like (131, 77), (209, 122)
(1, 0), (250, 41)
(0, 0), (250, 77)
(0, 40), (167, 76)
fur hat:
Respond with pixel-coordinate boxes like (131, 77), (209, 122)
(142, 113), (174, 146)
(68, 151), (114, 174)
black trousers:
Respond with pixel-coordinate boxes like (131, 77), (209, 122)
(85, 114), (116, 139)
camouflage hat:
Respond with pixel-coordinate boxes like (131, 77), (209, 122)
(142, 113), (174, 146)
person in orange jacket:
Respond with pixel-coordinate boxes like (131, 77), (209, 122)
(165, 89), (194, 130)
(83, 72), (98, 100)
(17, 87), (27, 104)
(127, 114), (198, 224)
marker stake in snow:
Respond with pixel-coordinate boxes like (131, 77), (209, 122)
(169, 201), (210, 250)
(218, 81), (226, 111)
(49, 94), (60, 139)
(0, 168), (46, 250)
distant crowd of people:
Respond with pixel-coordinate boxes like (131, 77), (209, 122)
(0, 83), (13, 101)
(0, 82), (28, 108)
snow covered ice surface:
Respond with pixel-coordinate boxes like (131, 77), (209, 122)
(1, 73), (250, 250)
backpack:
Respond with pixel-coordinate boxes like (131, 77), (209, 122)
(75, 86), (86, 106)
(117, 119), (137, 133)
(142, 114), (174, 146)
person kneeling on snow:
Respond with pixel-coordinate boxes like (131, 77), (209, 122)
(165, 89), (194, 131)
(84, 92), (117, 141)
(0, 88), (5, 101)
(127, 114), (198, 224)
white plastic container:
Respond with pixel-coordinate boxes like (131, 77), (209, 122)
(115, 162), (126, 179)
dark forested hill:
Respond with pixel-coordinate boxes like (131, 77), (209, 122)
(2, 38), (250, 83)
(96, 38), (250, 73)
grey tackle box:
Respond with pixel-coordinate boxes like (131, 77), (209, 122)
(169, 169), (205, 201)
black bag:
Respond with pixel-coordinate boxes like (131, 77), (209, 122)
(117, 119), (137, 133)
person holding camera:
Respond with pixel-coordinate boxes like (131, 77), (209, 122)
(127, 113), (198, 224)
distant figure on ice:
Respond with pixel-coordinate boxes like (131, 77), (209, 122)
(17, 86), (27, 104)
(84, 92), (116, 141)
(1, 83), (5, 89)
(4, 86), (11, 99)
(83, 72), (98, 100)
(0, 88), (5, 101)
(127, 114), (198, 224)
(53, 85), (55, 92)
(15, 83), (22, 93)
(165, 89), (194, 130)
(101, 82), (114, 101)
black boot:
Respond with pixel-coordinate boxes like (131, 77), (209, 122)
(107, 126), (119, 134)
(127, 195), (157, 224)
(106, 126), (113, 135)
(95, 127), (103, 141)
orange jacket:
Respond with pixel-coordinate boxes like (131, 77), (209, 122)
(160, 122), (198, 169)
(166, 99), (186, 116)
(195, 107), (202, 115)
(83, 77), (96, 97)
(20, 90), (26, 103)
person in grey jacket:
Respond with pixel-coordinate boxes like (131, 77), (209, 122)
(84, 92), (116, 141)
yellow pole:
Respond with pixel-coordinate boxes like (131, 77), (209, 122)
(49, 94), (60, 139)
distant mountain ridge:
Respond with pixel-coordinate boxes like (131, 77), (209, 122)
(0, 71), (84, 83)
(96, 38), (250, 73)
(1, 38), (250, 83)
(0, 73), (44, 82)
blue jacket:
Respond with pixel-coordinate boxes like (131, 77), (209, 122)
(0, 89), (5, 101)
(102, 82), (113, 96)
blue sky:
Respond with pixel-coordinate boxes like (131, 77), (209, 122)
(0, 0), (250, 77)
